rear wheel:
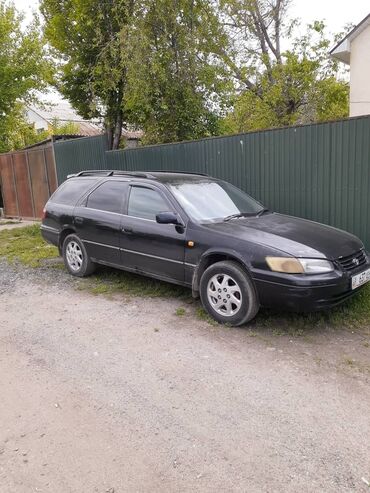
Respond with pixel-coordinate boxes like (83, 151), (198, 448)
(62, 234), (95, 277)
(200, 261), (259, 326)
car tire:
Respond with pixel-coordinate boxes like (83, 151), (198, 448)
(62, 234), (96, 277)
(199, 260), (259, 326)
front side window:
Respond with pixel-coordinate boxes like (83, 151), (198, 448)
(127, 186), (169, 220)
(169, 180), (263, 222)
(86, 181), (127, 213)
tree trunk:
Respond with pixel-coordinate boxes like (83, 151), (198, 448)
(112, 110), (123, 150)
(106, 124), (114, 150)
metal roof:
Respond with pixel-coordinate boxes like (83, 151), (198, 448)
(22, 134), (86, 150)
(27, 103), (103, 136)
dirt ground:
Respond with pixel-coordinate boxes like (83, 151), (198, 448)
(0, 220), (37, 231)
(0, 263), (369, 493)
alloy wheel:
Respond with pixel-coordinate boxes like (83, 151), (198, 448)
(207, 273), (243, 317)
(66, 241), (83, 272)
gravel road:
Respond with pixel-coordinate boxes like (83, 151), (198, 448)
(0, 262), (369, 492)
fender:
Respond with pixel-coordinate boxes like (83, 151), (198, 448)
(191, 247), (253, 297)
(58, 225), (77, 254)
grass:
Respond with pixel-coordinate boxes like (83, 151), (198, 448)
(255, 284), (370, 334)
(0, 224), (58, 267)
(77, 269), (190, 299)
(341, 356), (370, 375)
(195, 306), (220, 326)
(1, 224), (370, 331)
(0, 225), (189, 299)
(343, 357), (355, 367)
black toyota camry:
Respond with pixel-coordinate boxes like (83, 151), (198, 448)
(41, 171), (370, 326)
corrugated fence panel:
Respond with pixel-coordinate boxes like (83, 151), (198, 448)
(0, 154), (18, 216)
(13, 152), (34, 218)
(28, 149), (50, 218)
(54, 116), (370, 249)
(329, 118), (370, 244)
(54, 134), (108, 183)
(0, 143), (58, 219)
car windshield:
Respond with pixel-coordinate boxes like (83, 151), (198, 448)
(169, 180), (264, 222)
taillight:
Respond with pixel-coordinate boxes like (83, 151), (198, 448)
(42, 207), (47, 220)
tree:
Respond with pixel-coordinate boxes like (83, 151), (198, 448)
(40, 0), (134, 150)
(218, 1), (349, 132)
(0, 1), (50, 152)
(0, 104), (47, 151)
(125, 0), (229, 144)
(40, 0), (350, 145)
(49, 118), (80, 135)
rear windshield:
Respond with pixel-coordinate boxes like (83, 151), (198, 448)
(50, 178), (96, 206)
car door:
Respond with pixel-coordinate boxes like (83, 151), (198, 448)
(74, 180), (128, 266)
(120, 183), (186, 282)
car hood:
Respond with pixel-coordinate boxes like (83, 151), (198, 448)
(203, 213), (363, 259)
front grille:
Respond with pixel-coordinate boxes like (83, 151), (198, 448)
(337, 249), (367, 272)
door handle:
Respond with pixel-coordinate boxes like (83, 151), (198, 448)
(121, 227), (133, 234)
(75, 216), (84, 225)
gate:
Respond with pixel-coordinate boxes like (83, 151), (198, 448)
(0, 142), (57, 219)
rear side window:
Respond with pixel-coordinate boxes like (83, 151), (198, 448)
(127, 186), (169, 220)
(86, 181), (127, 213)
(51, 179), (94, 206)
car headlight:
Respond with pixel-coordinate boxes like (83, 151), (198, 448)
(266, 257), (334, 274)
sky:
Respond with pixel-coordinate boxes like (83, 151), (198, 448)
(13, 0), (370, 35)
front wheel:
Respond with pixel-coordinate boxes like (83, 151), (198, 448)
(62, 234), (96, 277)
(199, 261), (259, 326)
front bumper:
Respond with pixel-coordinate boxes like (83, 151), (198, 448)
(252, 263), (370, 312)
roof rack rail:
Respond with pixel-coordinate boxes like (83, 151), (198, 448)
(110, 170), (157, 179)
(69, 170), (157, 179)
(145, 170), (209, 176)
(69, 170), (113, 178)
(67, 169), (109, 179)
(68, 169), (209, 179)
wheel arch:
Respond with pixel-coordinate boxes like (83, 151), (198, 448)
(58, 226), (77, 255)
(191, 248), (252, 298)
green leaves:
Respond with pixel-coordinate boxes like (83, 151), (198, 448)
(39, 0), (351, 146)
(220, 2), (350, 133)
(41, 0), (133, 148)
(0, 2), (51, 152)
(125, 0), (227, 144)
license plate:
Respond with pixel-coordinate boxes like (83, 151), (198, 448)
(352, 268), (370, 290)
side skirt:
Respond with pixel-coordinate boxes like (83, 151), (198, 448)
(91, 258), (192, 289)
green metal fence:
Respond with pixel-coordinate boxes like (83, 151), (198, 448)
(53, 116), (370, 249)
(54, 134), (108, 183)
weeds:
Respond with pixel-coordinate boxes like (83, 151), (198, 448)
(195, 307), (219, 326)
(77, 269), (190, 299)
(1, 225), (370, 332)
(0, 224), (58, 267)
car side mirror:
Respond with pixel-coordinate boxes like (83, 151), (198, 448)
(156, 211), (182, 225)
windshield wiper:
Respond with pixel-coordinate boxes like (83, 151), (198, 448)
(256, 208), (270, 217)
(223, 212), (253, 222)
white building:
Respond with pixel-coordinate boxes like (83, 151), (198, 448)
(330, 13), (370, 117)
(26, 101), (143, 147)
(27, 102), (102, 136)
